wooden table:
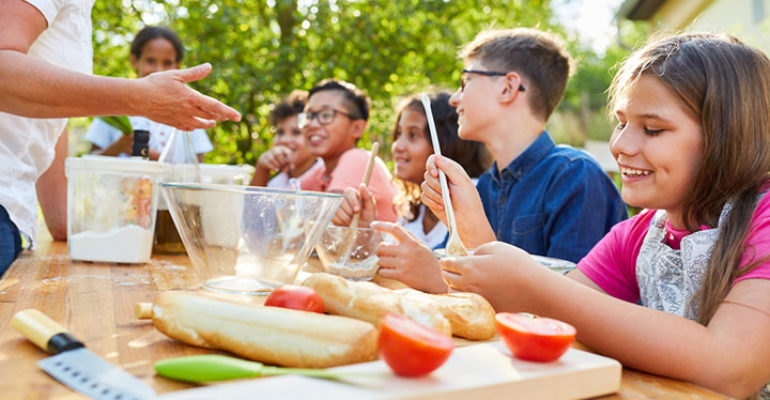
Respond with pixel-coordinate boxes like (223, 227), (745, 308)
(0, 237), (726, 399)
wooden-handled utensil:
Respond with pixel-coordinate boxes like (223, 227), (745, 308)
(335, 142), (380, 266)
(348, 141), (380, 229)
(12, 309), (156, 400)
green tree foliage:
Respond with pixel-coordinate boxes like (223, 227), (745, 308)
(88, 0), (633, 165)
(555, 19), (649, 146)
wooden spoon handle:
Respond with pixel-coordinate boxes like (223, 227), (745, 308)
(348, 142), (379, 228)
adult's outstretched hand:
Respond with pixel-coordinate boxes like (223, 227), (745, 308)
(137, 63), (241, 131)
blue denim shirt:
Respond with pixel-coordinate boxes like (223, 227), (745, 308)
(476, 131), (627, 263)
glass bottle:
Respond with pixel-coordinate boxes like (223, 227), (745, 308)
(154, 129), (201, 254)
(158, 129), (201, 182)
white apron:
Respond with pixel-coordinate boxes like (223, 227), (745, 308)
(635, 197), (769, 398)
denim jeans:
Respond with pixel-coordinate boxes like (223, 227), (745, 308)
(0, 205), (22, 277)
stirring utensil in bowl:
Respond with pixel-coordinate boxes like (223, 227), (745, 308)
(420, 93), (467, 256)
(332, 142), (380, 266)
(348, 142), (380, 229)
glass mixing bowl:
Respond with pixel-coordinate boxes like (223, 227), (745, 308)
(160, 183), (342, 294)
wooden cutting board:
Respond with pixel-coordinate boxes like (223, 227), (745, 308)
(159, 340), (622, 400)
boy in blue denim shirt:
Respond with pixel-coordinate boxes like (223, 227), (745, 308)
(422, 28), (626, 264)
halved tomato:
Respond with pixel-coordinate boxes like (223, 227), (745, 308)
(496, 312), (576, 362)
(378, 313), (454, 376)
(264, 285), (325, 314)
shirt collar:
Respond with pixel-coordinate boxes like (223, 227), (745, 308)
(491, 131), (554, 183)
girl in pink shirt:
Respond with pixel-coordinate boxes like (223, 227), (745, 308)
(439, 33), (770, 399)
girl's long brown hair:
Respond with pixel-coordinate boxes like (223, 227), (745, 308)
(609, 33), (770, 325)
(392, 92), (491, 221)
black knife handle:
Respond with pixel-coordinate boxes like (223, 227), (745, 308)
(11, 309), (84, 355)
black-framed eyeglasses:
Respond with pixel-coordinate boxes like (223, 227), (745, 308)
(460, 69), (526, 92)
(297, 108), (355, 129)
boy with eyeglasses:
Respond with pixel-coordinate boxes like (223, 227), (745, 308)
(421, 28), (626, 264)
(298, 79), (399, 222)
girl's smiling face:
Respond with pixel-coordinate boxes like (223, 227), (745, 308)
(611, 75), (704, 228)
(130, 38), (179, 78)
(392, 108), (433, 184)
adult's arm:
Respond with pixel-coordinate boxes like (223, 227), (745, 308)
(0, 0), (240, 131)
(36, 127), (68, 241)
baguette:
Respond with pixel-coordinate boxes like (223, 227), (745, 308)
(301, 273), (452, 336)
(137, 291), (378, 368)
(302, 273), (496, 340)
(412, 291), (497, 340)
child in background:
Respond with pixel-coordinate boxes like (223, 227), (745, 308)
(333, 92), (491, 292)
(299, 79), (398, 222)
(422, 28), (626, 265)
(440, 33), (770, 399)
(86, 26), (213, 161)
(250, 90), (323, 188)
(389, 92), (491, 247)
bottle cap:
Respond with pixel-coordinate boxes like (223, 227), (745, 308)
(132, 129), (150, 158)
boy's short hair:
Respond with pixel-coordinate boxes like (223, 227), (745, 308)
(460, 28), (572, 120)
(268, 90), (307, 126)
(308, 79), (371, 122)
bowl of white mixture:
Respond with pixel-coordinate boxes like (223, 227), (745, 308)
(315, 225), (383, 281)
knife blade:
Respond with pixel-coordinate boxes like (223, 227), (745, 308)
(12, 308), (156, 400)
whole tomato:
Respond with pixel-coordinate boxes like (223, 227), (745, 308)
(496, 312), (576, 362)
(378, 313), (454, 377)
(264, 285), (325, 314)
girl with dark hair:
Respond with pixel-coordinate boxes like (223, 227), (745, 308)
(389, 92), (490, 245)
(85, 26), (213, 161)
(439, 33), (770, 399)
(332, 91), (491, 292)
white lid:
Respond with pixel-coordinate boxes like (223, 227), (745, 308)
(199, 163), (255, 177)
(65, 156), (165, 177)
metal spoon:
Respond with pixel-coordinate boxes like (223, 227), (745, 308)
(420, 93), (467, 256)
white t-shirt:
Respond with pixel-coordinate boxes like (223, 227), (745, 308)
(266, 158), (324, 189)
(399, 204), (448, 250)
(86, 116), (213, 156)
(0, 0), (95, 245)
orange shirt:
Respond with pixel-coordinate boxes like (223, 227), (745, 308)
(299, 148), (398, 222)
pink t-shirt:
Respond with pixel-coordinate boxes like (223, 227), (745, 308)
(299, 148), (399, 222)
(578, 194), (770, 303)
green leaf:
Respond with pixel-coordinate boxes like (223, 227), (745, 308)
(97, 116), (132, 135)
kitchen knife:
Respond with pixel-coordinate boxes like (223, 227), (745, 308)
(12, 309), (156, 400)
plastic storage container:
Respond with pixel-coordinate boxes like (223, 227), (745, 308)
(66, 156), (164, 263)
(153, 164), (254, 254)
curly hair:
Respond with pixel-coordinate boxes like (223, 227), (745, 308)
(268, 90), (308, 126)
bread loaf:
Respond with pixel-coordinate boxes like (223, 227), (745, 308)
(138, 291), (378, 368)
(302, 273), (496, 340)
(301, 273), (452, 336)
(417, 291), (497, 340)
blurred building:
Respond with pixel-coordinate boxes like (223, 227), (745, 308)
(617, 0), (770, 53)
